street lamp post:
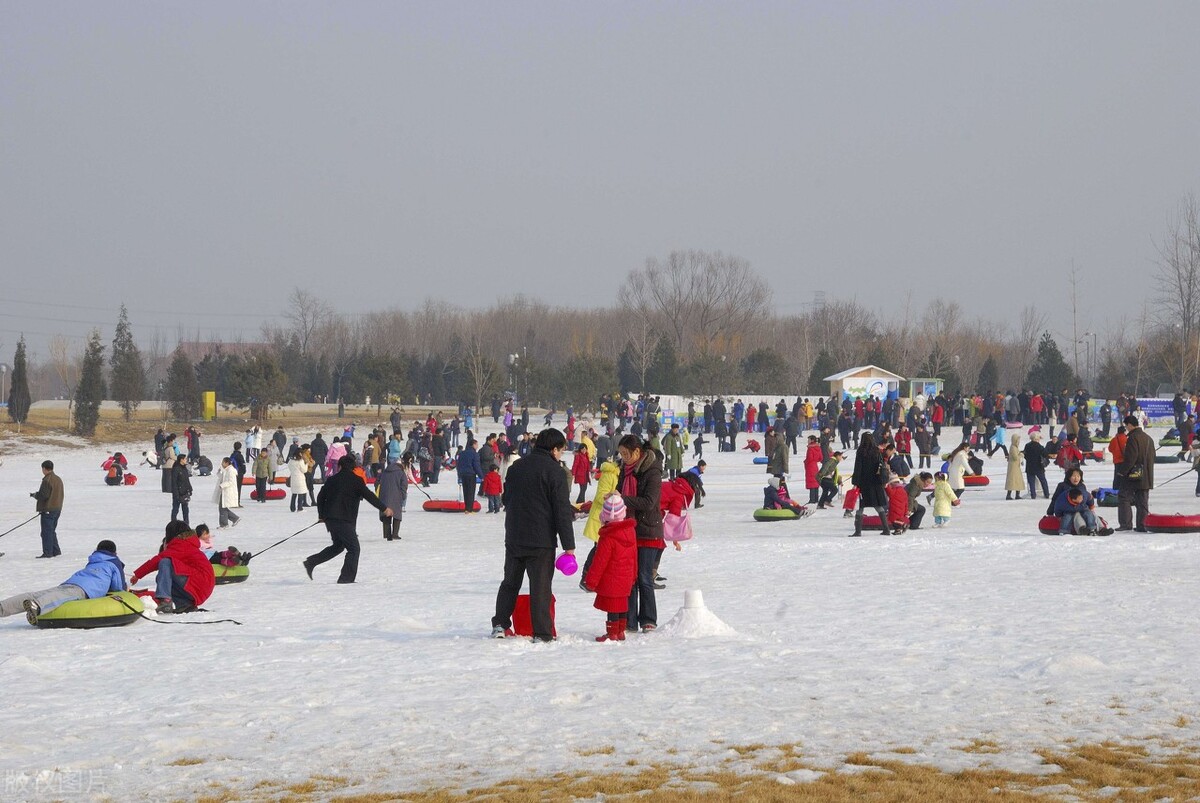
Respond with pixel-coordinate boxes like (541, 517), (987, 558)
(1, 363), (7, 407)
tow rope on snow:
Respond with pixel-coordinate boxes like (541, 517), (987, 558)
(116, 594), (242, 627)
(0, 514), (39, 540)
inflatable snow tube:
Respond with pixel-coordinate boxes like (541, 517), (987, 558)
(752, 457), (769, 465)
(859, 514), (886, 530)
(243, 476), (287, 486)
(1093, 436), (1112, 443)
(213, 564), (250, 585)
(1155, 455), (1180, 464)
(1089, 451), (1105, 461)
(752, 508), (800, 522)
(1099, 495), (1119, 508)
(422, 500), (481, 513)
(1005, 421), (1023, 428)
(250, 488), (286, 501)
(1143, 513), (1200, 534)
(34, 590), (143, 629)
(1037, 515), (1061, 535)
(576, 500), (593, 514)
(123, 473), (138, 486)
(963, 475), (990, 487)
(1159, 438), (1181, 448)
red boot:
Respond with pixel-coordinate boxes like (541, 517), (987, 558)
(596, 619), (625, 642)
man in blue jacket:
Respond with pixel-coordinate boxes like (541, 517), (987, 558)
(457, 438), (484, 513)
(0, 540), (126, 624)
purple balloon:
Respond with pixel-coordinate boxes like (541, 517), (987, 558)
(555, 553), (578, 576)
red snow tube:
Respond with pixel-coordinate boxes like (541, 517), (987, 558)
(1038, 515), (1061, 535)
(243, 476), (287, 486)
(577, 500), (593, 514)
(860, 515), (885, 530)
(123, 473), (138, 486)
(1143, 513), (1200, 534)
(250, 488), (286, 501)
(423, 500), (482, 513)
(963, 475), (990, 487)
(1091, 451), (1105, 461)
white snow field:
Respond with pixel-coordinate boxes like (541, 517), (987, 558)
(2, 423), (1200, 800)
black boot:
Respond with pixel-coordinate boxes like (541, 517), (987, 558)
(1006, 491), (1012, 500)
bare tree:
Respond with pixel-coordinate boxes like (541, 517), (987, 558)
(460, 320), (501, 413)
(919, 299), (962, 381)
(48, 335), (81, 430)
(1154, 194), (1200, 387)
(1009, 305), (1049, 388)
(619, 250), (769, 358)
(286, 287), (333, 357)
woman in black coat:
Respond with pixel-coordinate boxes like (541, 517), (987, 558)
(850, 432), (891, 536)
(1023, 433), (1050, 499)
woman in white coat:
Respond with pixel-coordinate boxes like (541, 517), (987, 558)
(287, 455), (308, 512)
(1005, 433), (1026, 500)
(946, 443), (970, 499)
(213, 457), (241, 528)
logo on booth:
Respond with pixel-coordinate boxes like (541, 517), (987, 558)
(845, 380), (887, 400)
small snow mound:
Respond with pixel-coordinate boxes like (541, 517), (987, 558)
(659, 590), (736, 638)
(1013, 652), (1107, 679)
(777, 769), (824, 784)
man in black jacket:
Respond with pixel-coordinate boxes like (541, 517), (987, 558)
(304, 455), (392, 584)
(491, 428), (575, 642)
(310, 434), (329, 481)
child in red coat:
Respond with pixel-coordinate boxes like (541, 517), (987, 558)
(842, 484), (860, 518)
(481, 465), (503, 513)
(885, 477), (910, 533)
(582, 493), (637, 642)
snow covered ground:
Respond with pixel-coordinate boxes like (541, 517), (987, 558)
(2, 423), (1199, 800)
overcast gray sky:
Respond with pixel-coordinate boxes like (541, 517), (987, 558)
(3, 1), (1199, 360)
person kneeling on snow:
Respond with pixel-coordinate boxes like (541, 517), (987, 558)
(130, 520), (216, 614)
(582, 493), (638, 642)
(764, 476), (810, 517)
(1054, 487), (1106, 536)
(0, 540), (127, 624)
(885, 477), (910, 534)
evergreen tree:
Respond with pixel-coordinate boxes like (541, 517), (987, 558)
(555, 356), (619, 408)
(224, 353), (295, 421)
(109, 305), (146, 420)
(1094, 352), (1128, 401)
(7, 336), (32, 429)
(646, 337), (680, 393)
(1025, 332), (1079, 392)
(977, 355), (999, 394)
(807, 349), (838, 393)
(741, 348), (787, 393)
(617, 345), (639, 395)
(74, 330), (106, 437)
(165, 347), (201, 420)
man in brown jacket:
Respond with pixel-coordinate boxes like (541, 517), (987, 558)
(32, 460), (64, 558)
(1117, 415), (1154, 532)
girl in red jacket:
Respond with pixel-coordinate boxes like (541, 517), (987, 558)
(571, 444), (592, 504)
(582, 493), (637, 642)
(481, 465), (503, 513)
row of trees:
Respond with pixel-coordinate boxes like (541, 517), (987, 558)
(7, 204), (1200, 434)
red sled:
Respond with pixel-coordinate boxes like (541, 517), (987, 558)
(511, 593), (557, 638)
(422, 500), (482, 513)
(123, 473), (138, 486)
(250, 488), (286, 501)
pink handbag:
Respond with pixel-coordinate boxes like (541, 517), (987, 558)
(662, 510), (694, 542)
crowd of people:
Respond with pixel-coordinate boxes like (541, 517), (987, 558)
(4, 384), (1188, 636)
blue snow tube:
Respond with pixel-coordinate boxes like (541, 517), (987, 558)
(752, 457), (768, 465)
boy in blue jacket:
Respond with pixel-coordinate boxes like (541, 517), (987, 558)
(0, 540), (127, 624)
(1054, 487), (1102, 535)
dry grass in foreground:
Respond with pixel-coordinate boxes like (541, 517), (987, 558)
(175, 740), (1200, 802)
